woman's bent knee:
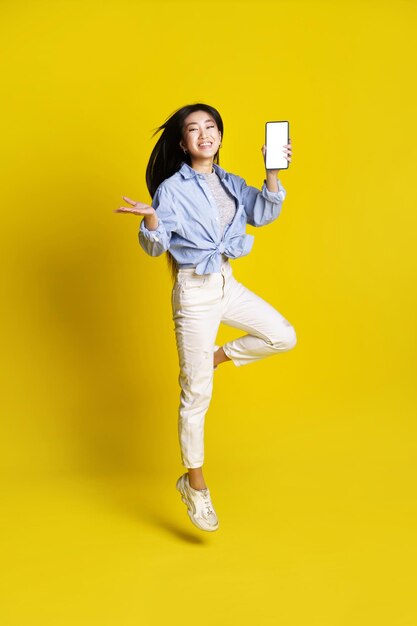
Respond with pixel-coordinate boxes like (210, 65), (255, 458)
(271, 325), (297, 352)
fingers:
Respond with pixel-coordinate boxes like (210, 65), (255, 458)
(114, 206), (150, 215)
(116, 195), (156, 216)
(122, 195), (136, 206)
(121, 196), (153, 210)
(262, 141), (293, 164)
(114, 207), (140, 214)
(283, 142), (292, 162)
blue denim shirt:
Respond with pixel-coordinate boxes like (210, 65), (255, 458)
(139, 161), (286, 275)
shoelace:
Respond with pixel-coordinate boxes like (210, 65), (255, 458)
(200, 490), (214, 516)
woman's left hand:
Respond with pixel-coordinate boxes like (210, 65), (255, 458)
(262, 137), (292, 173)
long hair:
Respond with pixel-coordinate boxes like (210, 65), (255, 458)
(145, 103), (224, 280)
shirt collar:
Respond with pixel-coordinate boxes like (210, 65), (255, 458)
(178, 161), (226, 181)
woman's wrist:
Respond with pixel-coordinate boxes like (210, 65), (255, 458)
(265, 170), (279, 193)
(144, 211), (159, 231)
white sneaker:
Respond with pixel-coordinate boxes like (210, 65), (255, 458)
(176, 473), (219, 532)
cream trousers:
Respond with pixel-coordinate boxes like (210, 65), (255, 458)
(171, 258), (297, 468)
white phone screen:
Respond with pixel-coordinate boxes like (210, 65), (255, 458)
(265, 121), (289, 170)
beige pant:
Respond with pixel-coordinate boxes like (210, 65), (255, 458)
(171, 258), (297, 468)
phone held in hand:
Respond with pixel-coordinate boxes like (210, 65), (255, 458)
(265, 121), (289, 170)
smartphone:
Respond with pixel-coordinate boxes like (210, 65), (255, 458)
(265, 121), (290, 170)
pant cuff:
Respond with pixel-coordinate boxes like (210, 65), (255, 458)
(222, 343), (242, 367)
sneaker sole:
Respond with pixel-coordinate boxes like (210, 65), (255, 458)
(176, 477), (219, 532)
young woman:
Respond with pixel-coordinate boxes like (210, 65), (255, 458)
(115, 103), (296, 532)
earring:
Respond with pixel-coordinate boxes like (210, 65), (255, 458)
(183, 148), (188, 154)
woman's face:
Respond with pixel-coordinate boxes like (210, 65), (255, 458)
(180, 110), (222, 161)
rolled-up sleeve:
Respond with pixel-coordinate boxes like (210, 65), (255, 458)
(138, 184), (178, 257)
(240, 177), (286, 227)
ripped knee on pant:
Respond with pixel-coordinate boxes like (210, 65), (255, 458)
(178, 350), (214, 391)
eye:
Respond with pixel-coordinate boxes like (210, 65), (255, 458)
(207, 125), (215, 129)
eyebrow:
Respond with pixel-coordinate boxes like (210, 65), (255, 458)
(185, 119), (214, 127)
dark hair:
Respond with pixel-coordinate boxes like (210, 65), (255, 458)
(145, 103), (224, 279)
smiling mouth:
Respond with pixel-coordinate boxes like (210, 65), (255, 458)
(199, 142), (213, 147)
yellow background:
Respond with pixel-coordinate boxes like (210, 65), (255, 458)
(1, 0), (416, 624)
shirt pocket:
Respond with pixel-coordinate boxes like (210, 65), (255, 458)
(178, 274), (218, 309)
(172, 276), (203, 315)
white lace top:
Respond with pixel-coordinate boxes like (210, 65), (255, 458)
(201, 170), (236, 233)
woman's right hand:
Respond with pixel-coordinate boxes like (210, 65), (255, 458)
(115, 196), (159, 230)
(114, 195), (156, 216)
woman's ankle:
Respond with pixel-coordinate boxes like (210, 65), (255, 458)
(213, 346), (231, 368)
(188, 468), (207, 490)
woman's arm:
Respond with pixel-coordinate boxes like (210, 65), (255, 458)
(138, 185), (178, 257)
(240, 177), (286, 227)
(240, 140), (291, 227)
(265, 170), (280, 193)
(115, 185), (178, 257)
